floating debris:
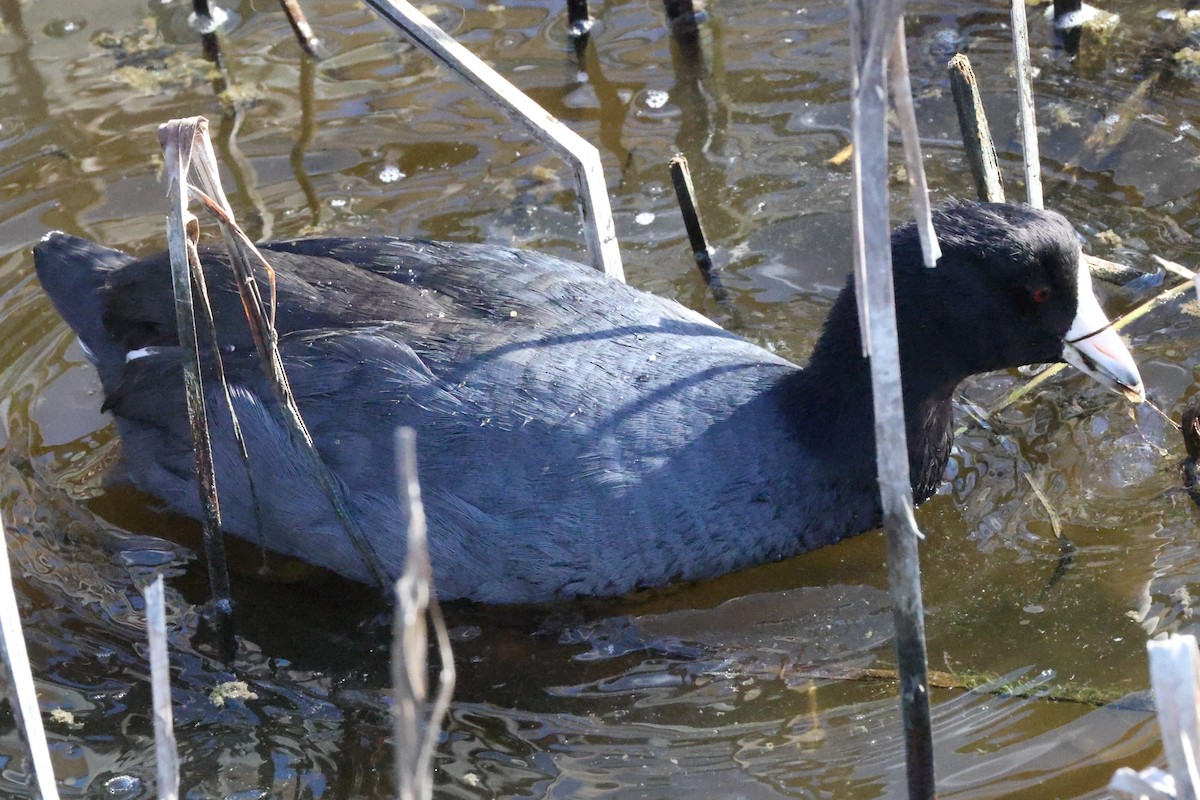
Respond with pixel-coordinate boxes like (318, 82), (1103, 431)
(209, 681), (258, 707)
(1177, 47), (1200, 81)
(1047, 3), (1120, 38)
(644, 90), (669, 109)
(379, 164), (407, 183)
(97, 18), (220, 96)
(48, 708), (81, 729)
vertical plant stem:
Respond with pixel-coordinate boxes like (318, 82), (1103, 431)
(1010, 0), (1044, 208)
(850, 2), (936, 797)
(363, 0), (624, 281)
(392, 429), (456, 800)
(947, 54), (1005, 203)
(144, 576), (180, 800)
(277, 0), (323, 58)
(664, 0), (703, 39)
(1146, 636), (1200, 800)
(565, 0), (593, 39)
(887, 18), (940, 267)
(0, 514), (61, 800)
(158, 120), (234, 617)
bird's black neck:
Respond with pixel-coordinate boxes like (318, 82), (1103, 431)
(782, 291), (958, 506)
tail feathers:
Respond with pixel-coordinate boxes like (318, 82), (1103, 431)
(34, 232), (134, 379)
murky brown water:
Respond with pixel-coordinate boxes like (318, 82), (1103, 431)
(3, 0), (1199, 796)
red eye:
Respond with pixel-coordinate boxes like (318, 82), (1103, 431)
(1031, 287), (1050, 304)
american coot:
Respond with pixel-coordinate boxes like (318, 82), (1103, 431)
(34, 201), (1143, 603)
(1181, 396), (1200, 507)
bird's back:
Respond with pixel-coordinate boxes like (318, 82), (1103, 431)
(37, 235), (845, 602)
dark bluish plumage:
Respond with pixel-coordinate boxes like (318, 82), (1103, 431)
(1181, 395), (1200, 507)
(34, 201), (1142, 603)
